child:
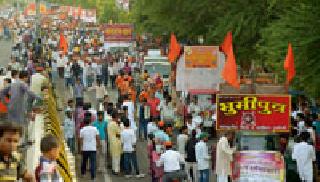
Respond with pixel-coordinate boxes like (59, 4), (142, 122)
(64, 109), (75, 154)
(0, 122), (33, 182)
(35, 135), (62, 182)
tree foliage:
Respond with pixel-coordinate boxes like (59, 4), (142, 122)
(131, 0), (320, 97)
(259, 0), (320, 97)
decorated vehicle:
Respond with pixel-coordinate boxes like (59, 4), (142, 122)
(216, 94), (290, 182)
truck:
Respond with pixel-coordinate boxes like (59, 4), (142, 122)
(143, 49), (171, 90)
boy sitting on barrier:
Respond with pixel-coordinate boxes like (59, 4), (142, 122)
(35, 134), (62, 182)
(0, 122), (33, 182)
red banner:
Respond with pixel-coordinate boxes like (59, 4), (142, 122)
(104, 24), (133, 42)
(216, 94), (290, 131)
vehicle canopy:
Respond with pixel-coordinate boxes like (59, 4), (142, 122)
(143, 50), (171, 79)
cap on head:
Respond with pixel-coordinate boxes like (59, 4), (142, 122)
(158, 121), (165, 127)
(199, 132), (209, 140)
(36, 67), (44, 71)
(164, 141), (172, 147)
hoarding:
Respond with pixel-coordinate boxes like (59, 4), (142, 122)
(184, 46), (218, 68)
(80, 9), (97, 23)
(104, 24), (133, 42)
(216, 94), (290, 131)
(232, 151), (285, 182)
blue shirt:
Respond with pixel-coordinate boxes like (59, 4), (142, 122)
(313, 120), (320, 135)
(73, 83), (84, 98)
(92, 120), (108, 140)
(154, 129), (170, 142)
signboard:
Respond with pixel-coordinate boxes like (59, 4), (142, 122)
(216, 94), (290, 131)
(104, 24), (133, 42)
(80, 9), (97, 23)
(232, 151), (285, 182)
(184, 46), (218, 68)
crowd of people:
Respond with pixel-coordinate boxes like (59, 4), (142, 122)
(0, 5), (320, 182)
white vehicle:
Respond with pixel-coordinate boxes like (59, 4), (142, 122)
(143, 49), (171, 89)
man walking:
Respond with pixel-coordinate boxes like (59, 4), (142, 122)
(92, 111), (108, 173)
(80, 115), (100, 181)
(121, 119), (144, 178)
(157, 141), (187, 182)
(30, 67), (47, 96)
(185, 130), (198, 182)
(292, 131), (316, 182)
(0, 71), (40, 124)
(195, 133), (211, 182)
(216, 132), (235, 182)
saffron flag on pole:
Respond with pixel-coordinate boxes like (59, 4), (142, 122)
(220, 31), (240, 89)
(59, 33), (68, 55)
(168, 33), (181, 63)
(284, 43), (295, 84)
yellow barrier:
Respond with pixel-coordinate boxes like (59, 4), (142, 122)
(42, 88), (73, 182)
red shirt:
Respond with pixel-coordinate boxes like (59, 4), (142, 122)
(147, 98), (160, 117)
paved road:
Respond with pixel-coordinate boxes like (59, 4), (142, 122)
(0, 39), (12, 66)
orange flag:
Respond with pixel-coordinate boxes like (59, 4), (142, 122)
(59, 33), (68, 55)
(284, 43), (295, 84)
(220, 31), (233, 54)
(221, 32), (240, 89)
(168, 33), (181, 63)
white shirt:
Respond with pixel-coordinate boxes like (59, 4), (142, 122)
(64, 117), (75, 139)
(96, 64), (102, 76)
(192, 115), (203, 127)
(11, 62), (21, 71)
(57, 56), (66, 67)
(177, 134), (188, 155)
(159, 150), (184, 172)
(216, 137), (234, 175)
(195, 140), (210, 170)
(187, 122), (196, 135)
(122, 101), (136, 130)
(298, 121), (305, 134)
(147, 122), (158, 135)
(80, 126), (99, 151)
(188, 102), (201, 116)
(52, 51), (59, 61)
(121, 128), (136, 152)
(108, 66), (114, 76)
(64, 64), (71, 78)
(30, 73), (46, 96)
(0, 75), (6, 90)
(292, 142), (316, 181)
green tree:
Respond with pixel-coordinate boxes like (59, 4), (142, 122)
(131, 0), (286, 69)
(259, 0), (320, 97)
